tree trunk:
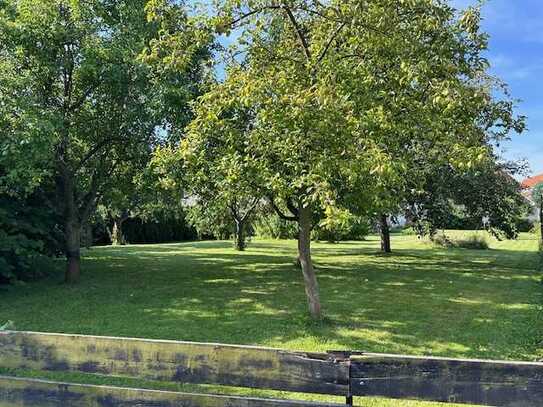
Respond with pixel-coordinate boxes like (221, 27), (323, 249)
(379, 214), (391, 253)
(111, 217), (126, 246)
(65, 217), (81, 283)
(298, 205), (322, 319)
(234, 219), (247, 251)
(59, 170), (82, 284)
(81, 222), (93, 249)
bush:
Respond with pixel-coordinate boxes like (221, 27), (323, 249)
(400, 226), (418, 236)
(92, 207), (199, 245)
(253, 213), (298, 239)
(254, 209), (370, 242)
(430, 232), (454, 248)
(0, 193), (62, 284)
(313, 215), (370, 242)
(455, 234), (489, 250)
(124, 211), (198, 244)
(431, 232), (489, 250)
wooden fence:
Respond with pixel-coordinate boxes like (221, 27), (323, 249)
(0, 331), (542, 406)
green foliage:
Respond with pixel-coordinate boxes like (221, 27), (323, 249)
(431, 232), (489, 250)
(186, 0), (524, 240)
(532, 183), (543, 207)
(313, 210), (370, 242)
(0, 321), (14, 331)
(253, 213), (298, 240)
(185, 203), (235, 241)
(407, 161), (529, 240)
(1, 0), (157, 191)
(179, 89), (262, 250)
(517, 218), (535, 233)
(0, 191), (61, 283)
(0, 0), (211, 279)
(253, 210), (369, 242)
(122, 211), (196, 244)
(430, 232), (454, 248)
(455, 235), (490, 250)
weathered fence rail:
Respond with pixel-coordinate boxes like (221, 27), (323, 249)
(0, 331), (542, 406)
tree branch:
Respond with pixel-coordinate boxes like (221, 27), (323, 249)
(75, 139), (111, 172)
(69, 79), (103, 112)
(316, 21), (346, 65)
(241, 197), (260, 221)
(268, 196), (298, 221)
(226, 5), (283, 28)
(286, 197), (299, 218)
(281, 3), (312, 61)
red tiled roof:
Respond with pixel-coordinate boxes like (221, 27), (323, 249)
(521, 174), (543, 189)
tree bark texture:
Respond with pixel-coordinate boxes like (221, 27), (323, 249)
(234, 219), (246, 251)
(61, 173), (82, 284)
(379, 214), (391, 253)
(297, 205), (322, 319)
(65, 217), (81, 284)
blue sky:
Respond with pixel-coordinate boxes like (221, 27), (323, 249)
(453, 0), (542, 176)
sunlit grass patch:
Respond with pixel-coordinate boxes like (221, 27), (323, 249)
(1, 232), (541, 406)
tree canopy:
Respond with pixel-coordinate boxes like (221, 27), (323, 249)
(0, 0), (210, 282)
(178, 0), (524, 318)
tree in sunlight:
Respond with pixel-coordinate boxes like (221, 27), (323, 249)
(0, 0), (210, 282)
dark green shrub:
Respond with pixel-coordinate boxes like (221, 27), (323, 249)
(123, 213), (198, 244)
(0, 193), (62, 284)
(517, 218), (535, 233)
(91, 207), (198, 245)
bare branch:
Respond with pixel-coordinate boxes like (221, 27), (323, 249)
(226, 5), (283, 28)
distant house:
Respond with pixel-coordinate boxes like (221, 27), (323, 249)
(520, 173), (543, 221)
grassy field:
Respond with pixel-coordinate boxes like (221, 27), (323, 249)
(1, 232), (542, 406)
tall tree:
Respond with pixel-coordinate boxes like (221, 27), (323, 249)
(0, 0), (208, 282)
(179, 96), (262, 251)
(406, 159), (529, 239)
(185, 0), (521, 318)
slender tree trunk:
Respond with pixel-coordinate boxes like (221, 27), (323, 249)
(59, 171), (82, 284)
(111, 217), (126, 246)
(65, 216), (81, 283)
(298, 205), (322, 319)
(379, 214), (391, 253)
(234, 219), (246, 251)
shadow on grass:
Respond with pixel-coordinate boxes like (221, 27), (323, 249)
(1, 238), (540, 362)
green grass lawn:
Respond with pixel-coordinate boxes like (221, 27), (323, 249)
(1, 232), (542, 406)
